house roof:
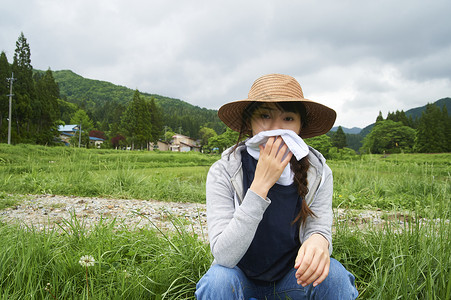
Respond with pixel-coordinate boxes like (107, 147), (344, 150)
(180, 141), (200, 148)
(58, 124), (79, 132)
(58, 125), (105, 141)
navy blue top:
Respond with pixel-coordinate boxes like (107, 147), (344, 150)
(237, 149), (302, 283)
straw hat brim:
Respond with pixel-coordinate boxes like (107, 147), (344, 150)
(218, 97), (337, 139)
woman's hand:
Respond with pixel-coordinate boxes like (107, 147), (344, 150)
(249, 136), (292, 199)
(294, 233), (330, 287)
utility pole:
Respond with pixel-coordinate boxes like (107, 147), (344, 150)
(78, 123), (82, 148)
(6, 72), (16, 145)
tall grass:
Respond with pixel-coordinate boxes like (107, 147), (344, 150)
(0, 144), (216, 202)
(1, 144), (450, 299)
(330, 153), (450, 218)
(0, 214), (212, 299)
(334, 216), (450, 299)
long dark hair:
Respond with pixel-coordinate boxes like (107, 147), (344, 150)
(234, 101), (316, 226)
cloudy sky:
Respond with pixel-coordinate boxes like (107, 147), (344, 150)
(1, 0), (450, 128)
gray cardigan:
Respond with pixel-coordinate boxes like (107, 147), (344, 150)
(206, 144), (333, 268)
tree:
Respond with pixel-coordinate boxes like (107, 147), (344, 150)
(58, 98), (79, 124)
(361, 120), (416, 154)
(111, 134), (126, 149)
(387, 110), (409, 127)
(305, 135), (333, 157)
(0, 51), (10, 142)
(198, 126), (217, 151)
(376, 111), (384, 123)
(120, 90), (152, 149)
(345, 133), (364, 153)
(89, 130), (106, 140)
(415, 103), (449, 153)
(70, 109), (94, 147)
(443, 106), (451, 152)
(33, 69), (60, 144)
(207, 128), (239, 153)
(12, 32), (34, 140)
(164, 130), (176, 143)
(331, 126), (347, 149)
(149, 97), (163, 143)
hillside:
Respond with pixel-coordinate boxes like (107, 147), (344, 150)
(51, 70), (225, 137)
(405, 97), (450, 119)
(330, 126), (362, 134)
(331, 97), (451, 136)
(50, 70), (449, 140)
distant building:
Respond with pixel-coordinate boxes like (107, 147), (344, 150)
(149, 140), (170, 151)
(170, 134), (201, 152)
(57, 125), (105, 148)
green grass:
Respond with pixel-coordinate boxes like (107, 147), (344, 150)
(333, 216), (450, 299)
(0, 144), (450, 299)
(0, 214), (212, 299)
(0, 144), (217, 202)
(330, 153), (450, 218)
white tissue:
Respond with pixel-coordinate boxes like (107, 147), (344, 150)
(245, 129), (309, 186)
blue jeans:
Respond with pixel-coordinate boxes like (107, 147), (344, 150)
(195, 258), (358, 300)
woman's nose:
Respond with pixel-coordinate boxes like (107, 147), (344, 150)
(269, 119), (283, 130)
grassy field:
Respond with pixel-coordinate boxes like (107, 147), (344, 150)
(0, 144), (450, 299)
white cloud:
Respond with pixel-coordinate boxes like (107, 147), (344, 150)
(1, 0), (450, 129)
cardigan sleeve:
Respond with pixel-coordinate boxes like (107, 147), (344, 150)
(206, 159), (270, 268)
(300, 162), (334, 255)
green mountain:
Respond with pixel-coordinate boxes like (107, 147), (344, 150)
(51, 70), (225, 137)
(405, 97), (450, 119)
(48, 70), (449, 141)
(335, 97), (451, 138)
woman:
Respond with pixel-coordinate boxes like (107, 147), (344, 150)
(195, 74), (358, 299)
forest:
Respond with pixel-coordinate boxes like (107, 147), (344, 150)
(0, 33), (450, 154)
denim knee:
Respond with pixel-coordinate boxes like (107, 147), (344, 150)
(312, 258), (358, 299)
(195, 264), (249, 300)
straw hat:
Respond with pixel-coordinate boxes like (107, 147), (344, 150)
(218, 74), (336, 138)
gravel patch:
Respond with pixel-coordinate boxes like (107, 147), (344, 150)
(1, 195), (446, 239)
(0, 194), (208, 241)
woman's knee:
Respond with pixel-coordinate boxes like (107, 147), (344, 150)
(313, 258), (358, 299)
(195, 265), (248, 299)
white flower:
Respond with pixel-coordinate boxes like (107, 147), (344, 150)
(78, 255), (95, 267)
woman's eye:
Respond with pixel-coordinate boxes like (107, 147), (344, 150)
(261, 114), (270, 119)
(284, 117), (294, 121)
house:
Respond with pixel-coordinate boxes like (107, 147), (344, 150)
(169, 134), (201, 152)
(58, 124), (79, 146)
(149, 140), (170, 151)
(57, 125), (105, 148)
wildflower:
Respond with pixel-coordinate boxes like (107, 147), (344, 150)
(79, 255), (95, 267)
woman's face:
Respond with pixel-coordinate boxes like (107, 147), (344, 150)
(250, 103), (302, 136)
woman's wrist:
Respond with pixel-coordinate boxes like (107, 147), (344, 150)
(249, 181), (269, 199)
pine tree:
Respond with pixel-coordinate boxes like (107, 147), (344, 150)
(376, 111), (384, 123)
(387, 110), (410, 127)
(120, 90), (152, 149)
(331, 126), (347, 149)
(0, 51), (10, 141)
(442, 106), (451, 152)
(149, 97), (163, 144)
(415, 104), (446, 153)
(33, 69), (60, 143)
(12, 32), (34, 140)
